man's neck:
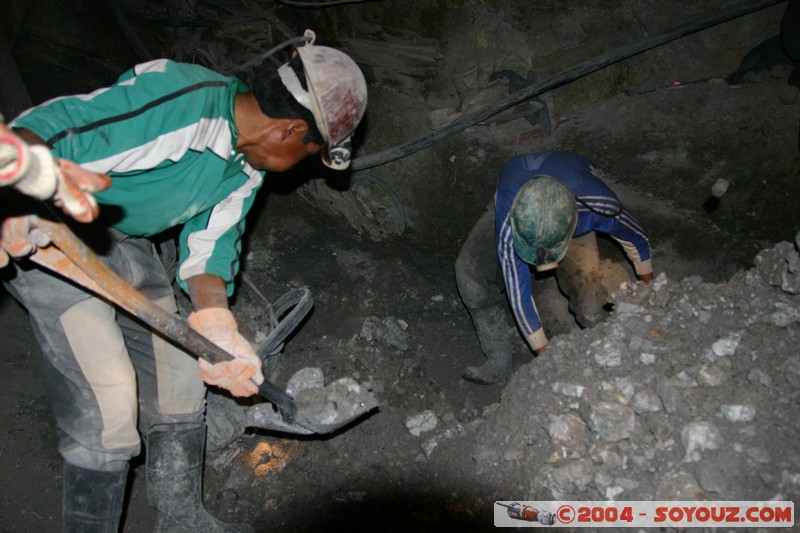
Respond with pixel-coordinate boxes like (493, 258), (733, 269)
(233, 92), (268, 149)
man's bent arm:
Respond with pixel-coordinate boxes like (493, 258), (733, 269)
(186, 273), (229, 310)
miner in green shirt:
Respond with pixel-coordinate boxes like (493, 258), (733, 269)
(3, 33), (367, 532)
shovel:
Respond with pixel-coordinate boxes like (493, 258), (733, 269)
(26, 215), (378, 435)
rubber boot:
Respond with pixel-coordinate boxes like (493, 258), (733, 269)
(146, 425), (253, 533)
(63, 462), (128, 533)
(463, 304), (512, 385)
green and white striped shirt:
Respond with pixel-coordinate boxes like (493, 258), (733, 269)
(12, 59), (262, 295)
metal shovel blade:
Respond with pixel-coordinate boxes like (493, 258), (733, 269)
(292, 376), (380, 434)
(247, 374), (379, 434)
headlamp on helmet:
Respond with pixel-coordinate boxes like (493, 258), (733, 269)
(278, 30), (367, 170)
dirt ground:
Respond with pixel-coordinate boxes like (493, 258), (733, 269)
(1, 1), (799, 532)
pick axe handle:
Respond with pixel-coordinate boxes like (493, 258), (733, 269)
(29, 216), (299, 420)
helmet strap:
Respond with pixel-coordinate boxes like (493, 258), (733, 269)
(277, 63), (313, 113)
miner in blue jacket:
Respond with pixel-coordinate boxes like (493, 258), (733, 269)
(456, 151), (654, 384)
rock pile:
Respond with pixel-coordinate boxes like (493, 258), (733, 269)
(442, 241), (800, 502)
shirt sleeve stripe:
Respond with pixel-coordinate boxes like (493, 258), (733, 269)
(499, 214), (539, 335)
(79, 117), (232, 174)
(44, 81), (229, 145)
(179, 166), (263, 281)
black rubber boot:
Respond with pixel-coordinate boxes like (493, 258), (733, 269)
(62, 462), (128, 533)
(146, 425), (253, 533)
(463, 305), (512, 385)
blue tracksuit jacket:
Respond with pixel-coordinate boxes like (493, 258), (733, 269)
(495, 152), (652, 347)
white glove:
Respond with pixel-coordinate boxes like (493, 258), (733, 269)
(187, 307), (264, 397)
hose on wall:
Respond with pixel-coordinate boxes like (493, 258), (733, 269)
(350, 0), (785, 171)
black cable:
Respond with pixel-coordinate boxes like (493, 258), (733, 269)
(226, 35), (311, 75)
(278, 0), (380, 7)
(351, 0), (785, 171)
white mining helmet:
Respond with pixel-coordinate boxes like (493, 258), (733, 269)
(278, 30), (367, 170)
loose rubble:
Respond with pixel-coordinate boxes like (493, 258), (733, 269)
(429, 241), (800, 504)
(204, 236), (800, 531)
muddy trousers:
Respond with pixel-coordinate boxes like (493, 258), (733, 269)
(2, 233), (207, 530)
(455, 208), (513, 384)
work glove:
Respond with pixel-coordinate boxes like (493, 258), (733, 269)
(0, 215), (50, 268)
(187, 307), (264, 397)
(52, 159), (111, 223)
(2, 123), (109, 223)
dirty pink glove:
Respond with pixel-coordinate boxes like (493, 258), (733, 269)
(1, 215), (50, 268)
(187, 308), (264, 397)
(1, 127), (109, 223)
(53, 159), (111, 223)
